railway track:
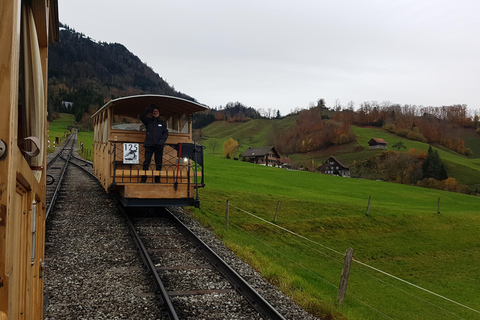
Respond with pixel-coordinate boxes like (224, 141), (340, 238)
(44, 134), (313, 319)
(120, 206), (285, 319)
(46, 131), (95, 218)
(46, 133), (76, 219)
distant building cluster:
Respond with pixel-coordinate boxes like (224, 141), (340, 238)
(241, 137), (387, 178)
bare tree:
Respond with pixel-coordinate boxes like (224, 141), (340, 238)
(210, 140), (218, 154)
(334, 99), (342, 112)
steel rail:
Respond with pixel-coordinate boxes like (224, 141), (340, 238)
(45, 132), (78, 220)
(46, 133), (75, 168)
(62, 156), (96, 180)
(165, 208), (286, 320)
(117, 204), (180, 320)
(45, 154), (70, 220)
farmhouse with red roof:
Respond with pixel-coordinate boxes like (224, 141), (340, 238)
(368, 138), (387, 149)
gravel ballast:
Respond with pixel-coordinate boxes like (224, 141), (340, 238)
(44, 159), (321, 319)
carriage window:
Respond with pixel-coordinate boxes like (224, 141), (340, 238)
(179, 114), (189, 133)
(166, 114), (189, 133)
(111, 114), (145, 131)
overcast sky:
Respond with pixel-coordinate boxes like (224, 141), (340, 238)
(60, 0), (480, 116)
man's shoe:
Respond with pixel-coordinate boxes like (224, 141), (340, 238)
(155, 176), (160, 183)
(140, 175), (147, 183)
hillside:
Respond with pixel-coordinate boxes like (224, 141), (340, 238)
(191, 151), (480, 319)
(201, 117), (480, 189)
(47, 24), (196, 121)
(47, 112), (480, 319)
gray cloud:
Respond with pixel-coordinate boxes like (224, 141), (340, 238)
(61, 0), (480, 114)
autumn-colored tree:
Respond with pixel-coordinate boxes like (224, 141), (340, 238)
(215, 111), (225, 121)
(407, 148), (428, 160)
(223, 138), (239, 159)
(444, 177), (458, 192)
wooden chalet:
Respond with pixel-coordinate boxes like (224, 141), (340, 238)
(317, 156), (350, 177)
(242, 146), (281, 167)
(368, 138), (387, 149)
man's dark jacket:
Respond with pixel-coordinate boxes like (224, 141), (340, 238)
(140, 106), (169, 146)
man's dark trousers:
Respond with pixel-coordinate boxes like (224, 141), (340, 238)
(143, 145), (164, 171)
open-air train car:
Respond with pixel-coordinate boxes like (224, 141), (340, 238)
(92, 95), (207, 208)
(0, 0), (59, 319)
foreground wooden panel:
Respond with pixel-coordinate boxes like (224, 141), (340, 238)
(0, 1), (59, 319)
(120, 184), (194, 199)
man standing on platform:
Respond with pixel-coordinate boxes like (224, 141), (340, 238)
(140, 104), (169, 183)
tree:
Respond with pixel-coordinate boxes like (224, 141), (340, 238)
(210, 140), (218, 154)
(422, 146), (447, 180)
(223, 138), (239, 159)
(317, 98), (326, 109)
(392, 140), (406, 151)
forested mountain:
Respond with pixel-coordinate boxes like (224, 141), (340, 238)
(47, 23), (195, 122)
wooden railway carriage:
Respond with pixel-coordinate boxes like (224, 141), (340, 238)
(92, 95), (206, 208)
(0, 0), (59, 319)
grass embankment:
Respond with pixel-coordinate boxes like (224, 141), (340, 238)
(47, 113), (75, 152)
(191, 153), (480, 319)
(47, 113), (94, 161)
(76, 130), (94, 161)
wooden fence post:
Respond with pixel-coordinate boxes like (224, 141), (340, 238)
(437, 198), (440, 214)
(225, 199), (230, 229)
(274, 201), (281, 222)
(366, 195), (372, 215)
(337, 248), (353, 305)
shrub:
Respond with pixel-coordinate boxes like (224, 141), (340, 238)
(407, 130), (428, 142)
(334, 133), (352, 145)
(457, 184), (471, 194)
(397, 128), (410, 138)
(407, 127), (428, 142)
(383, 123), (396, 133)
(444, 177), (458, 192)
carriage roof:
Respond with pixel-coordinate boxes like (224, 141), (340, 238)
(92, 94), (208, 119)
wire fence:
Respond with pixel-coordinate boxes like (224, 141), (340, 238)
(226, 201), (480, 320)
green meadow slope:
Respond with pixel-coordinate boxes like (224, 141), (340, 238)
(198, 118), (480, 318)
(192, 152), (480, 319)
(201, 118), (480, 187)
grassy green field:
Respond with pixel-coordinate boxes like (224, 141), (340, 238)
(190, 153), (480, 319)
(47, 113), (94, 160)
(47, 113), (75, 151)
(77, 130), (94, 161)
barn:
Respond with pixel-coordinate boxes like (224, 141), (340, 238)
(368, 138), (387, 149)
